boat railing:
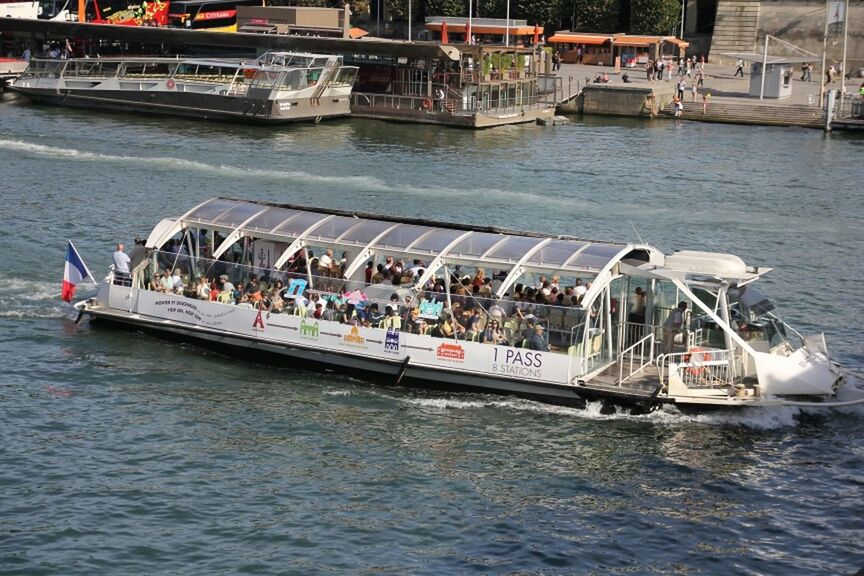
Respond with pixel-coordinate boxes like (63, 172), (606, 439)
(133, 250), (603, 360)
(617, 331), (655, 386)
(658, 349), (733, 390)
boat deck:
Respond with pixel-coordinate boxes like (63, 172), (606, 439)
(580, 363), (663, 399)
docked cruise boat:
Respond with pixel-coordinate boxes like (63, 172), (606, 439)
(10, 52), (358, 122)
(73, 198), (864, 412)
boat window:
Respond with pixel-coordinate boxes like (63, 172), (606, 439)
(212, 203), (264, 228)
(251, 70), (282, 89)
(306, 216), (360, 242)
(186, 198), (238, 223)
(23, 59), (65, 78)
(484, 236), (544, 262)
(335, 220), (394, 245)
(566, 243), (623, 271)
(448, 232), (506, 258)
(374, 224), (432, 250)
(272, 211), (327, 236)
(332, 67), (358, 86)
(244, 207), (302, 233)
(409, 229), (466, 253)
(282, 69), (308, 90)
(738, 285), (775, 318)
(306, 68), (323, 86)
(527, 239), (588, 267)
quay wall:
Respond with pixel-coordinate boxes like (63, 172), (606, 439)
(578, 84), (677, 117)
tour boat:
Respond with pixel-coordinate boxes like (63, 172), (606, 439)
(72, 197), (864, 412)
(1, 0), (39, 19)
(11, 52), (358, 123)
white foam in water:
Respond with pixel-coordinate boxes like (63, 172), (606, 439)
(389, 391), (808, 429)
(0, 138), (380, 188)
(0, 138), (568, 209)
(0, 274), (75, 319)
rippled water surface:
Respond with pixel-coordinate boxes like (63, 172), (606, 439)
(1, 94), (863, 575)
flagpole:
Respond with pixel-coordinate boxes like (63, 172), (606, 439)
(69, 240), (98, 286)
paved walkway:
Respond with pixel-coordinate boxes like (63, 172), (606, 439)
(553, 61), (840, 108)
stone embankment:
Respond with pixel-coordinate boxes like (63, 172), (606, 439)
(659, 100), (827, 128)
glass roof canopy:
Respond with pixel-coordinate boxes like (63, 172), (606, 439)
(174, 198), (646, 275)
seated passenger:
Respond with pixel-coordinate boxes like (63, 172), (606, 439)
(220, 274), (235, 295)
(368, 303), (383, 326)
(481, 320), (508, 345)
(196, 277), (210, 300)
(464, 307), (482, 337)
(150, 272), (165, 292)
(171, 269), (184, 294)
(313, 301), (324, 319)
(159, 270), (175, 293)
(382, 305), (401, 329)
(527, 324), (549, 351)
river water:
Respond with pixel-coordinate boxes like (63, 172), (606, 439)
(1, 94), (863, 575)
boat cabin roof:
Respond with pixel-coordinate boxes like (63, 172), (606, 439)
(151, 197), (660, 276)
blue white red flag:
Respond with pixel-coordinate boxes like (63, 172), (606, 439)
(62, 241), (93, 303)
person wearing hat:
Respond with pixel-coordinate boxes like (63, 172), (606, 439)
(527, 323), (549, 352)
(220, 274), (235, 295)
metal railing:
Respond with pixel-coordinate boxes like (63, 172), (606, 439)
(618, 332), (654, 386)
(658, 348), (733, 390)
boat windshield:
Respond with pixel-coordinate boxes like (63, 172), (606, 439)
(21, 59), (66, 78)
(727, 284), (789, 348)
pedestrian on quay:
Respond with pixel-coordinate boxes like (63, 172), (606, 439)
(677, 78), (686, 100)
(702, 92), (710, 114)
(691, 81), (698, 102)
(696, 68), (704, 87)
(800, 62), (811, 82)
(735, 59), (745, 77)
(826, 64), (835, 85)
(646, 59), (654, 81)
(673, 96), (683, 118)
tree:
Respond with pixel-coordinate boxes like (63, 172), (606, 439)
(630, 0), (679, 35)
(514, 0), (566, 27)
(424, 0), (464, 17)
(573, 0), (618, 32)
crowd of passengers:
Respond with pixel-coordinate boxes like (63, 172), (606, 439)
(137, 246), (601, 351)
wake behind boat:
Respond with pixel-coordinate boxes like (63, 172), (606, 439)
(10, 51), (358, 122)
(71, 197), (864, 412)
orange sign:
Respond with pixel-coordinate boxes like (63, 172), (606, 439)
(436, 343), (465, 362)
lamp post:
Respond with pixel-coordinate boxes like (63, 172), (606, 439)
(408, 0), (411, 41)
(376, 0), (380, 36)
(468, 0), (473, 44)
(505, 0), (510, 46)
(679, 0), (685, 38)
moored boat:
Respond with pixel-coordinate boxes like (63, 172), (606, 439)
(10, 51), (358, 122)
(72, 197), (864, 412)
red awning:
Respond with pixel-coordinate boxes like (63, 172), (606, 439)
(349, 27), (369, 39)
(548, 34), (612, 45)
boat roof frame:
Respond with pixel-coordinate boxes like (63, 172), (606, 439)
(157, 197), (660, 280)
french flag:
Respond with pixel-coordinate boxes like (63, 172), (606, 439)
(62, 241), (93, 303)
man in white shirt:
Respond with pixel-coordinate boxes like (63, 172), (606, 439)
(171, 269), (184, 294)
(318, 249), (333, 275)
(112, 243), (131, 285)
